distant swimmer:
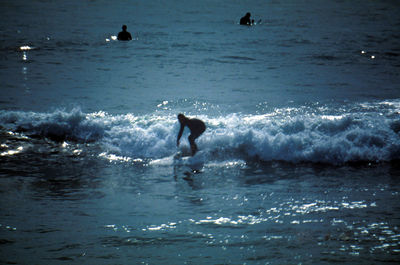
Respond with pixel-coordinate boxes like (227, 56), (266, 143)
(117, 25), (132, 41)
(240, 12), (254, 26)
(177, 114), (206, 156)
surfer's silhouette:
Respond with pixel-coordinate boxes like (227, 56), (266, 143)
(240, 12), (254, 25)
(117, 25), (132, 41)
(177, 114), (206, 156)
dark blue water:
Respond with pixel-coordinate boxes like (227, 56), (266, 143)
(1, 0), (400, 264)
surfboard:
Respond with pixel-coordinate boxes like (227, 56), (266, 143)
(174, 146), (192, 159)
(172, 146), (205, 181)
(150, 146), (193, 167)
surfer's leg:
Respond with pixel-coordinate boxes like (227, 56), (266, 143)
(188, 134), (198, 156)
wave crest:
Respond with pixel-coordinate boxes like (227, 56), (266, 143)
(0, 108), (105, 142)
(1, 102), (399, 165)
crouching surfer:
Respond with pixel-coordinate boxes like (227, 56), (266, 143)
(177, 114), (206, 156)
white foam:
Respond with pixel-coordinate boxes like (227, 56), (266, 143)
(0, 108), (105, 142)
(1, 100), (399, 165)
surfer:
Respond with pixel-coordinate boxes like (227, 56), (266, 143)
(177, 114), (206, 156)
(117, 25), (132, 41)
(240, 12), (254, 26)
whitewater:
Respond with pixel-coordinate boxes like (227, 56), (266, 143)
(1, 99), (399, 165)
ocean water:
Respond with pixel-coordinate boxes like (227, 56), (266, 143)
(1, 0), (400, 264)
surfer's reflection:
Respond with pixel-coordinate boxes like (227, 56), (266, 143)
(173, 163), (203, 189)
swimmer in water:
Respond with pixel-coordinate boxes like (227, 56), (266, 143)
(117, 25), (132, 41)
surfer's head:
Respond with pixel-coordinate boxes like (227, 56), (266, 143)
(178, 113), (187, 124)
(246, 12), (251, 18)
(122, 25), (127, 31)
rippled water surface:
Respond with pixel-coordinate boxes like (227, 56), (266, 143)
(1, 0), (400, 264)
(1, 132), (399, 264)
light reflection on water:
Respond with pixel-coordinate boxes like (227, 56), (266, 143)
(0, 131), (399, 264)
(101, 191), (400, 261)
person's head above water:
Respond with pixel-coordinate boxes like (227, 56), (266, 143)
(178, 113), (187, 124)
(122, 25), (128, 31)
(245, 12), (251, 18)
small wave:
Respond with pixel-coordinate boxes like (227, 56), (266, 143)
(0, 108), (105, 142)
(221, 55), (256, 61)
(312, 54), (340, 61)
(1, 100), (399, 165)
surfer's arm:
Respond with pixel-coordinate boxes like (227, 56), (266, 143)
(177, 125), (184, 146)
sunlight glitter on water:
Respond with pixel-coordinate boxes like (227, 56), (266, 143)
(19, 45), (32, 51)
(144, 222), (177, 231)
(0, 146), (23, 156)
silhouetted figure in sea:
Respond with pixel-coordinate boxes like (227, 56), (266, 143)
(240, 12), (254, 26)
(177, 114), (206, 156)
(117, 25), (132, 41)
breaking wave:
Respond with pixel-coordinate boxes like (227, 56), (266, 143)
(1, 100), (399, 165)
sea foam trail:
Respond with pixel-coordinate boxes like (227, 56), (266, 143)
(0, 101), (399, 165)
